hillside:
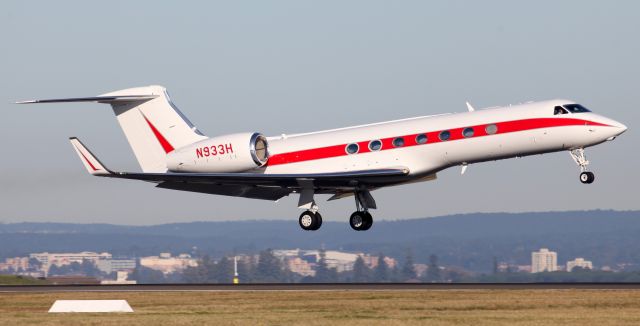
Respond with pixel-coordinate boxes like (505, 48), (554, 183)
(2, 210), (639, 272)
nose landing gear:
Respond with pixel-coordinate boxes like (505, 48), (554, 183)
(570, 148), (595, 184)
(579, 171), (595, 184)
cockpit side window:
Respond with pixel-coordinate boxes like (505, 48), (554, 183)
(554, 106), (569, 115)
(563, 104), (591, 113)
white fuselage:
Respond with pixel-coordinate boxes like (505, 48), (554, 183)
(261, 99), (626, 179)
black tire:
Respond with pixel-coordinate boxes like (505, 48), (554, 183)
(312, 212), (323, 230)
(349, 211), (365, 231)
(580, 171), (595, 184)
(361, 212), (373, 231)
(299, 211), (317, 231)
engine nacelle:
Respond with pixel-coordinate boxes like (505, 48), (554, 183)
(166, 132), (268, 172)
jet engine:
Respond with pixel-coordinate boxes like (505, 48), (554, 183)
(166, 132), (268, 172)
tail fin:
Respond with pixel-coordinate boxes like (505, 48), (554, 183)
(19, 85), (208, 172)
(102, 86), (207, 172)
(69, 137), (111, 175)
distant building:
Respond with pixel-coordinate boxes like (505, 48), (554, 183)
(140, 253), (197, 274)
(413, 264), (428, 278)
(360, 254), (397, 270)
(566, 258), (593, 272)
(273, 249), (397, 274)
(531, 248), (558, 273)
(0, 257), (30, 272)
(96, 259), (137, 274)
(30, 252), (112, 276)
(286, 257), (315, 277)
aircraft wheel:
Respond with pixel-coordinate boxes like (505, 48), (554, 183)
(349, 211), (365, 231)
(311, 212), (323, 230)
(299, 211), (320, 231)
(361, 212), (373, 231)
(580, 171), (595, 184)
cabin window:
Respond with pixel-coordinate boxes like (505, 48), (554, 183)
(346, 143), (359, 154)
(462, 127), (474, 138)
(554, 106), (569, 115)
(485, 124), (498, 135)
(392, 137), (405, 147)
(439, 130), (451, 141)
(369, 140), (382, 151)
(563, 104), (591, 113)
(416, 134), (428, 144)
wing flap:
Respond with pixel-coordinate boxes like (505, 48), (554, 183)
(105, 168), (410, 189)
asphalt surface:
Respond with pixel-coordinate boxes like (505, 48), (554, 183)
(3, 283), (640, 292)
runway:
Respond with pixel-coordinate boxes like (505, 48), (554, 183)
(3, 283), (640, 292)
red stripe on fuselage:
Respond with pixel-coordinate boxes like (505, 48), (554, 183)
(266, 117), (608, 166)
(141, 114), (175, 154)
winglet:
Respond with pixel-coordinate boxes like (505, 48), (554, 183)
(466, 101), (475, 112)
(69, 137), (112, 175)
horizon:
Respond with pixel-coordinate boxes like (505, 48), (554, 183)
(0, 208), (634, 227)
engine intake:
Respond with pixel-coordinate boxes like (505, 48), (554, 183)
(166, 132), (269, 173)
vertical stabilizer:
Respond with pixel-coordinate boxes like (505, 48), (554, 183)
(101, 86), (208, 172)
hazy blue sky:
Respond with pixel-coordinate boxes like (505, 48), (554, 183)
(1, 1), (637, 225)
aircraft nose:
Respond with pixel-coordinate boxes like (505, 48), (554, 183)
(612, 120), (627, 135)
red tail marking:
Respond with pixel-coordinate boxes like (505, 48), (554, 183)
(78, 150), (98, 171)
(141, 113), (175, 153)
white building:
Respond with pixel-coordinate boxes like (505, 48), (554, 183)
(566, 258), (593, 272)
(140, 253), (197, 274)
(531, 248), (558, 273)
(30, 252), (112, 276)
(273, 249), (397, 274)
(96, 259), (137, 274)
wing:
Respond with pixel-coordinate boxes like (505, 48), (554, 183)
(70, 137), (412, 201)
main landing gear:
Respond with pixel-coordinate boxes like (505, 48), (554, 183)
(349, 190), (374, 231)
(570, 148), (595, 184)
(297, 188), (376, 231)
(299, 210), (322, 231)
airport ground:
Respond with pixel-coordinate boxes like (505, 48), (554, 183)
(2, 287), (640, 325)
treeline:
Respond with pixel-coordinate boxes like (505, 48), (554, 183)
(130, 249), (462, 284)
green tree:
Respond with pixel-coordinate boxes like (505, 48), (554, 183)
(130, 266), (166, 284)
(214, 257), (234, 283)
(28, 258), (42, 272)
(401, 250), (416, 281)
(426, 254), (441, 282)
(255, 249), (285, 282)
(373, 253), (389, 282)
(352, 256), (370, 282)
(314, 249), (338, 282)
(236, 257), (254, 283)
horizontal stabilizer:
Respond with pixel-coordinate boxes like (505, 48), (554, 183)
(16, 95), (157, 105)
(69, 138), (111, 175)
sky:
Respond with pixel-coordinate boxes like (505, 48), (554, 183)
(1, 1), (638, 225)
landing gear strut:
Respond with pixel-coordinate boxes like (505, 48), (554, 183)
(570, 148), (595, 184)
(349, 190), (375, 231)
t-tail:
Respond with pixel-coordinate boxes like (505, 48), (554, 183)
(17, 85), (208, 172)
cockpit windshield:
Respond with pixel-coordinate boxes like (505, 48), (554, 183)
(563, 104), (591, 113)
(554, 106), (568, 115)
